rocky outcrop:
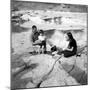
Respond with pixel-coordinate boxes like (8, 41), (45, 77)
(59, 53), (87, 85)
(12, 54), (84, 89)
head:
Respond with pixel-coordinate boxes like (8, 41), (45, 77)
(65, 32), (73, 41)
(32, 25), (37, 33)
(39, 30), (44, 36)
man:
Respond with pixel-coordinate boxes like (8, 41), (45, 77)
(29, 25), (40, 54)
(31, 25), (39, 44)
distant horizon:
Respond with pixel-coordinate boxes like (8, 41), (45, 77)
(11, 0), (88, 13)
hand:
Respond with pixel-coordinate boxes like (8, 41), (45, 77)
(66, 47), (73, 51)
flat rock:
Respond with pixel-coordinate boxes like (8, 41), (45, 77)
(40, 58), (79, 87)
(12, 54), (87, 89)
(21, 54), (79, 88)
(59, 56), (76, 72)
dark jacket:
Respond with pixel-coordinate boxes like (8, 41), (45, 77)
(31, 31), (39, 43)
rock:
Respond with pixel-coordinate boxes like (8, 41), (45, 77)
(12, 54), (87, 89)
(20, 54), (79, 88)
(58, 53), (87, 85)
(59, 56), (76, 73)
(65, 76), (79, 86)
(69, 54), (87, 85)
(20, 54), (56, 87)
(76, 54), (87, 72)
(40, 57), (78, 87)
(26, 82), (36, 88)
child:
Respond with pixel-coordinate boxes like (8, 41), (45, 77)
(38, 30), (46, 54)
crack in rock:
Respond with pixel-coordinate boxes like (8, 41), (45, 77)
(12, 53), (87, 88)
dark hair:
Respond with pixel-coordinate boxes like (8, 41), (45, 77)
(39, 29), (44, 34)
(67, 32), (73, 40)
(32, 25), (37, 29)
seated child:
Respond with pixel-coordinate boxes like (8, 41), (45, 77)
(38, 30), (46, 53)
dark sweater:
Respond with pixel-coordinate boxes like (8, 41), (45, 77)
(31, 31), (39, 43)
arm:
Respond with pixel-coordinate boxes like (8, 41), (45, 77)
(33, 40), (42, 45)
(65, 47), (73, 51)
